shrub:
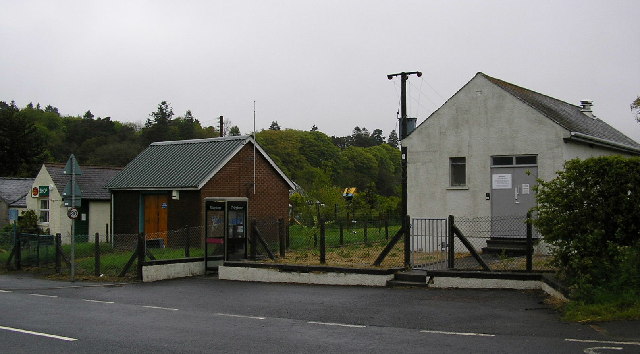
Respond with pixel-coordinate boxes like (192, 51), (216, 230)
(534, 156), (640, 302)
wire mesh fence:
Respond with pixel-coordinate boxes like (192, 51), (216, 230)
(256, 217), (405, 268)
(410, 215), (555, 272)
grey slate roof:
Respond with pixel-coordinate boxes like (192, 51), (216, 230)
(480, 73), (640, 153)
(0, 177), (34, 207)
(46, 164), (122, 200)
(106, 135), (294, 190)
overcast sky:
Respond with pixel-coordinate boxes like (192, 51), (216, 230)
(1, 1), (639, 141)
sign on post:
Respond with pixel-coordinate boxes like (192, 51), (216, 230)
(67, 207), (79, 219)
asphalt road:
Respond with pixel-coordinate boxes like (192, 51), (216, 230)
(0, 274), (638, 353)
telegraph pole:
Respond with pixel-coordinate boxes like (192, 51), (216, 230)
(387, 71), (421, 266)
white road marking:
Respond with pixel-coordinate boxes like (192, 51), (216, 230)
(583, 347), (623, 353)
(82, 299), (114, 304)
(142, 305), (179, 311)
(0, 325), (77, 341)
(308, 321), (366, 328)
(215, 313), (265, 320)
(29, 293), (58, 298)
(0, 290), (12, 293)
(566, 338), (640, 346)
(420, 330), (496, 337)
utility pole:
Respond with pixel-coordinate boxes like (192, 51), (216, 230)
(387, 71), (421, 266)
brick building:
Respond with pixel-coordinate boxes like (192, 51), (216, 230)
(106, 136), (294, 265)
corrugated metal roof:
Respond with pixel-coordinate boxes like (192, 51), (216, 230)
(480, 73), (640, 152)
(107, 136), (262, 189)
(0, 177), (34, 207)
(46, 164), (122, 200)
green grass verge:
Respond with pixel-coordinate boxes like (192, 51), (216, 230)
(561, 291), (640, 323)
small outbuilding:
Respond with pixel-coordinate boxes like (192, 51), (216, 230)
(106, 135), (294, 268)
(404, 72), (640, 223)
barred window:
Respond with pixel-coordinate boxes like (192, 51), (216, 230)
(450, 157), (466, 187)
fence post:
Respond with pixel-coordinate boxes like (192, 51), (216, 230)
(319, 219), (326, 264)
(339, 220), (344, 245)
(278, 218), (285, 258)
(105, 224), (109, 244)
(403, 215), (411, 267)
(15, 233), (21, 270)
(36, 231), (40, 267)
(137, 233), (144, 281)
(94, 232), (101, 276)
(55, 233), (61, 273)
(526, 212), (533, 272)
(250, 220), (257, 260)
(364, 216), (368, 243)
(184, 227), (190, 258)
(385, 216), (389, 240)
(448, 215), (455, 269)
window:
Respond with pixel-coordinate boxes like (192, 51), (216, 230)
(39, 199), (49, 223)
(491, 155), (537, 166)
(450, 157), (466, 186)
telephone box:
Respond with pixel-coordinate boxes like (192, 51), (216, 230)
(205, 198), (248, 269)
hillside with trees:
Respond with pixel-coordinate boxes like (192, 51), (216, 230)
(1, 100), (402, 216)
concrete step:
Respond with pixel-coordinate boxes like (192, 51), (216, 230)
(394, 270), (428, 282)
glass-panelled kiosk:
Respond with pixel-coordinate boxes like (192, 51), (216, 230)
(205, 199), (248, 269)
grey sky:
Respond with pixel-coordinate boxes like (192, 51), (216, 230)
(1, 1), (639, 141)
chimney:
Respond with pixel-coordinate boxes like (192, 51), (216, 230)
(580, 100), (595, 118)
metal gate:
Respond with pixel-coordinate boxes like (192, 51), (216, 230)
(411, 218), (448, 270)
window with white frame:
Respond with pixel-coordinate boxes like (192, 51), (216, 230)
(39, 199), (49, 223)
(450, 157), (466, 186)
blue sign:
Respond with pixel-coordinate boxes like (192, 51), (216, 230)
(161, 203), (168, 209)
(8, 209), (18, 221)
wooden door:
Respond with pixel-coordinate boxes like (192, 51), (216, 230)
(144, 194), (169, 246)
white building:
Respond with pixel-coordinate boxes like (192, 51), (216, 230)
(27, 164), (121, 243)
(404, 72), (640, 223)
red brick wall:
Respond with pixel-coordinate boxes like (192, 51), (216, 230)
(200, 143), (291, 223)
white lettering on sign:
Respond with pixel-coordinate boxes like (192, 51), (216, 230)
(231, 205), (244, 211)
(492, 174), (512, 189)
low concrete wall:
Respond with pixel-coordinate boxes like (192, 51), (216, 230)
(143, 261), (205, 282)
(429, 276), (567, 301)
(219, 265), (395, 287)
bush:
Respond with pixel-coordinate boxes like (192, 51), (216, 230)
(534, 156), (640, 302)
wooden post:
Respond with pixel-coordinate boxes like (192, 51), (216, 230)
(184, 227), (190, 258)
(250, 220), (257, 260)
(364, 216), (368, 243)
(447, 215), (455, 269)
(137, 233), (144, 281)
(94, 232), (101, 276)
(384, 216), (389, 240)
(278, 218), (285, 258)
(105, 224), (109, 244)
(319, 219), (326, 264)
(55, 233), (61, 273)
(526, 212), (533, 272)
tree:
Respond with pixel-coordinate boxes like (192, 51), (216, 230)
(269, 121), (281, 130)
(229, 126), (241, 136)
(311, 124), (318, 132)
(83, 110), (94, 119)
(141, 101), (175, 144)
(632, 96), (640, 123)
(371, 129), (385, 145)
(0, 101), (46, 176)
(387, 130), (399, 148)
(534, 156), (640, 301)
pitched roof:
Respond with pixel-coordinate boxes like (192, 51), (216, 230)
(480, 73), (640, 153)
(0, 177), (34, 207)
(106, 135), (295, 190)
(45, 164), (122, 200)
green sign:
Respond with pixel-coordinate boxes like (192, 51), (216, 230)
(38, 186), (49, 197)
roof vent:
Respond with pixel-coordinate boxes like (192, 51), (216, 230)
(580, 100), (595, 118)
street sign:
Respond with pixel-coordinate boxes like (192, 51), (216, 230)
(63, 154), (82, 175)
(67, 207), (79, 219)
